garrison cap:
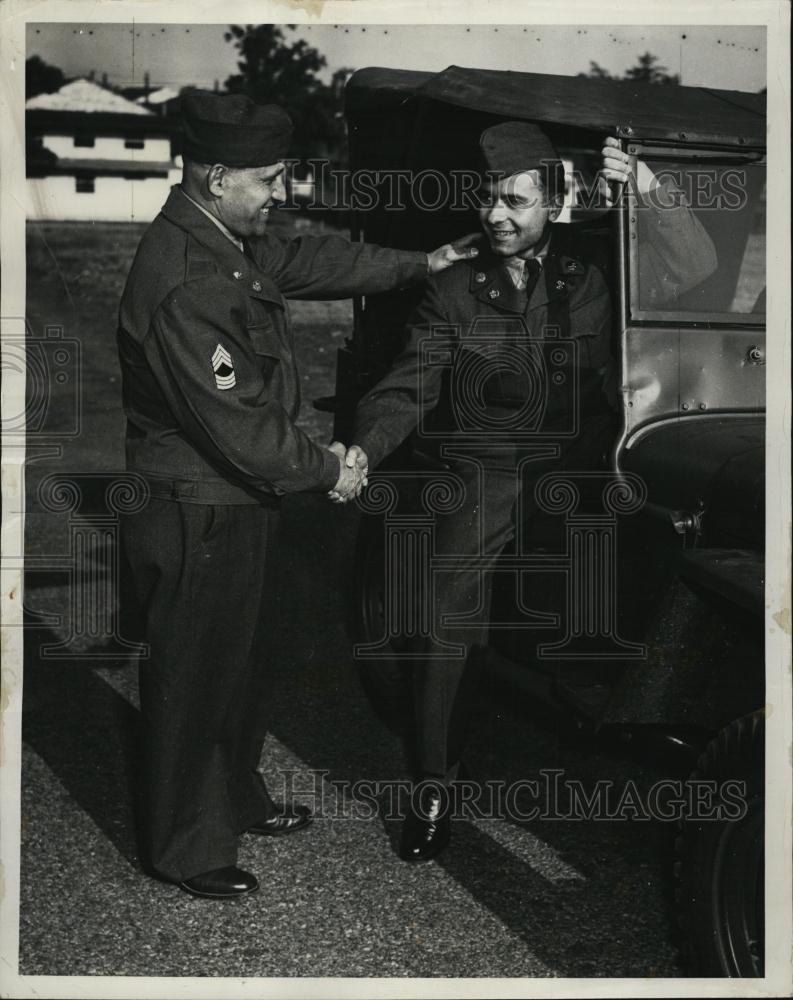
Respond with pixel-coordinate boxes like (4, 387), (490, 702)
(181, 92), (293, 167)
(479, 121), (565, 197)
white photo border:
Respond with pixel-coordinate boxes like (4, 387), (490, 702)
(1, 1), (790, 997)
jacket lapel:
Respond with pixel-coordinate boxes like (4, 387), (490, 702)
(469, 253), (528, 315)
(527, 230), (586, 314)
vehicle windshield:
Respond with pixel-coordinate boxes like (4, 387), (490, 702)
(631, 156), (766, 320)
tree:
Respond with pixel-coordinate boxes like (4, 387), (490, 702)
(579, 51), (680, 86)
(624, 52), (680, 86)
(578, 61), (613, 80)
(223, 24), (348, 164)
(26, 55), (65, 98)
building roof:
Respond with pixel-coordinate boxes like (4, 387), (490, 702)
(137, 87), (180, 106)
(120, 86), (151, 101)
(26, 79), (154, 116)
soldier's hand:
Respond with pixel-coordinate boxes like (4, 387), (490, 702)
(344, 445), (368, 479)
(327, 442), (368, 504)
(597, 137), (631, 208)
(597, 136), (657, 207)
(426, 233), (480, 274)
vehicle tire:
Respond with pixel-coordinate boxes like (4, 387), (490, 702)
(352, 514), (413, 736)
(674, 711), (764, 977)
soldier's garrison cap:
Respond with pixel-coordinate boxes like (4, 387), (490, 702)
(479, 121), (565, 197)
(181, 92), (293, 167)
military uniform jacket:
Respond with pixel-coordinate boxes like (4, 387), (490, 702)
(118, 187), (427, 503)
(354, 225), (615, 470)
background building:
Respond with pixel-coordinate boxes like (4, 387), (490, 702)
(26, 78), (179, 222)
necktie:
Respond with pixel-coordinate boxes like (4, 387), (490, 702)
(523, 258), (542, 299)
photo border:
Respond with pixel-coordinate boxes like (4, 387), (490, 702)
(2, 2), (790, 997)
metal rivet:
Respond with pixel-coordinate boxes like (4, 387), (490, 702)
(747, 346), (764, 364)
(681, 403), (689, 411)
(699, 403), (707, 410)
(252, 280), (262, 292)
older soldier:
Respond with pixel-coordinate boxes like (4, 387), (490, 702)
(348, 123), (717, 862)
(118, 93), (476, 898)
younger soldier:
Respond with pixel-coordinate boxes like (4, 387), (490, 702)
(350, 124), (716, 862)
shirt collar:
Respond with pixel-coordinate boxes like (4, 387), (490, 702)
(179, 187), (245, 254)
(503, 231), (552, 289)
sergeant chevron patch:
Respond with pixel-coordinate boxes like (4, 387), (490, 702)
(212, 343), (236, 390)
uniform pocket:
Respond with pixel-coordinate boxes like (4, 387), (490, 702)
(201, 504), (219, 543)
(182, 503), (224, 558)
(247, 321), (288, 360)
(247, 324), (289, 389)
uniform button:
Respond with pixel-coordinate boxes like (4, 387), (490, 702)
(475, 272), (487, 283)
(566, 260), (579, 272)
(252, 280), (262, 292)
(233, 271), (242, 280)
(488, 288), (500, 299)
(555, 279), (566, 291)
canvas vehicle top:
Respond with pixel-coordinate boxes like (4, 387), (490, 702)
(345, 64), (765, 147)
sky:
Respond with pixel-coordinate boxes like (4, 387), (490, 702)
(26, 23), (766, 94)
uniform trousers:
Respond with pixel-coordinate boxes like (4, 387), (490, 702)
(413, 459), (532, 780)
(122, 498), (281, 882)
(412, 414), (616, 780)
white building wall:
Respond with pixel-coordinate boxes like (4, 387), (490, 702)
(27, 173), (180, 222)
(42, 134), (172, 163)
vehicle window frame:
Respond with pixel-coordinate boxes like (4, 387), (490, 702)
(626, 144), (766, 327)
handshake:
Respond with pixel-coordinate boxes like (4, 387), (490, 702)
(326, 441), (369, 504)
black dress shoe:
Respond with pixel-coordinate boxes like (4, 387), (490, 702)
(247, 805), (313, 837)
(178, 865), (259, 899)
(399, 784), (451, 863)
